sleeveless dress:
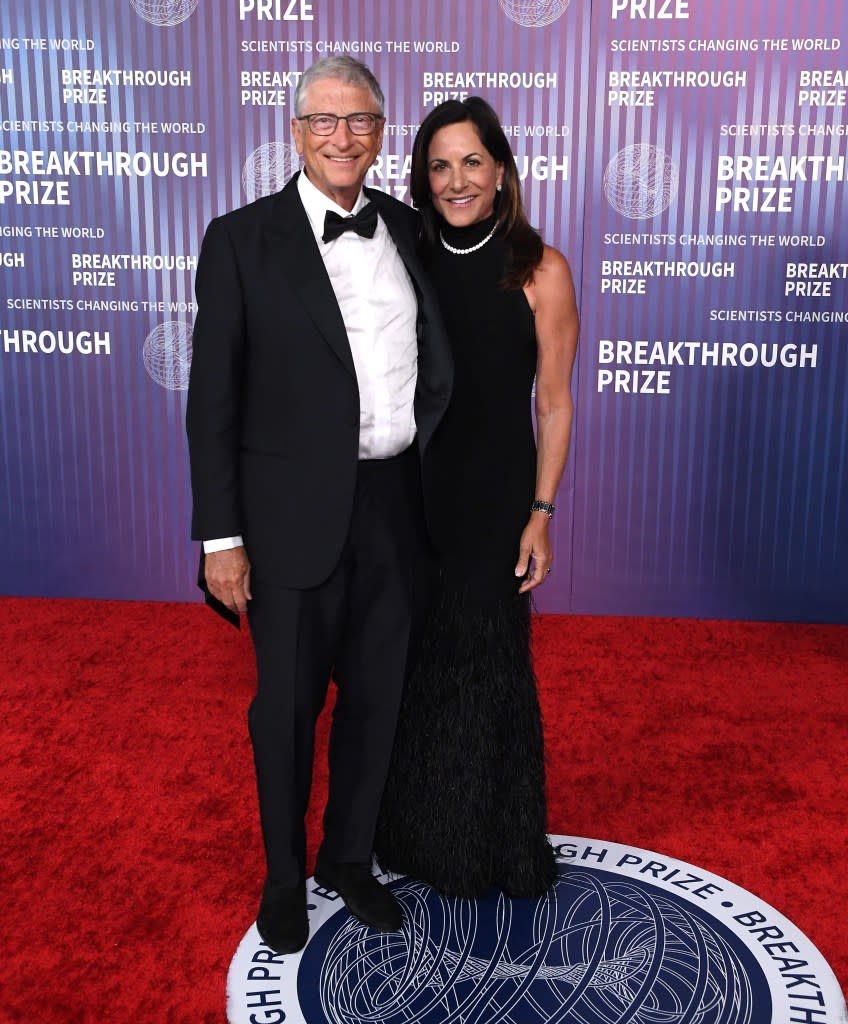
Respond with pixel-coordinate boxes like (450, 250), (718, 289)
(374, 214), (557, 899)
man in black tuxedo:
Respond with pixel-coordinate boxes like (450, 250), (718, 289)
(186, 56), (451, 952)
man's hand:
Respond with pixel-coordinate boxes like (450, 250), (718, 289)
(204, 546), (252, 615)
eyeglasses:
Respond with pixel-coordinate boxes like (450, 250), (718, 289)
(296, 112), (384, 136)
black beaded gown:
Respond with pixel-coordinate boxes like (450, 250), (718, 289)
(374, 213), (557, 899)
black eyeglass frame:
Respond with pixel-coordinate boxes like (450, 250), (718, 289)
(296, 112), (385, 136)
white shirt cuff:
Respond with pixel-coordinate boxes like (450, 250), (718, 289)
(203, 536), (244, 553)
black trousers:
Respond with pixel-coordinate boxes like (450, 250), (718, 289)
(246, 446), (426, 887)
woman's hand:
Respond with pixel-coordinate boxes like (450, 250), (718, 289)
(515, 514), (553, 593)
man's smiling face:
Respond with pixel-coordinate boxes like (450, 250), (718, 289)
(292, 76), (384, 211)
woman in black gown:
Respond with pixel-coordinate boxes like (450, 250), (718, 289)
(375, 98), (579, 899)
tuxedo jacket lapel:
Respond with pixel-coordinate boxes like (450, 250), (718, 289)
(261, 177), (451, 447)
(263, 176), (357, 380)
(366, 186), (425, 286)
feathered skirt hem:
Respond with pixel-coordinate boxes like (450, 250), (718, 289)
(374, 585), (557, 899)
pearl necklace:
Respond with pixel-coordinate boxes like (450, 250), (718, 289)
(439, 222), (497, 255)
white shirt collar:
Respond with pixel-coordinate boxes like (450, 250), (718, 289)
(297, 170), (368, 238)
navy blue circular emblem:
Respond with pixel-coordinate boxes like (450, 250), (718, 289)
(227, 836), (847, 1024)
(298, 868), (769, 1023)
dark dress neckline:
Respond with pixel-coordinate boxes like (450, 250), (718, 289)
(438, 212), (500, 252)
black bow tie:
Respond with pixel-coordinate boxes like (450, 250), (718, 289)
(322, 202), (379, 243)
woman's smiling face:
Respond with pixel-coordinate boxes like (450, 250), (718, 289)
(427, 120), (504, 227)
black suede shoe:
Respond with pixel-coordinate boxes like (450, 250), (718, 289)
(256, 878), (308, 954)
(313, 859), (403, 932)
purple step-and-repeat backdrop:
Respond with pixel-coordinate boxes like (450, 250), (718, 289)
(1, 0), (846, 621)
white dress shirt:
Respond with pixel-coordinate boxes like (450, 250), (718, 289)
(204, 171), (419, 554)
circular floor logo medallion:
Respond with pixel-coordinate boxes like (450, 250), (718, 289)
(227, 836), (847, 1024)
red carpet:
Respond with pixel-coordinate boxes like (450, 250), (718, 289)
(0, 597), (845, 1021)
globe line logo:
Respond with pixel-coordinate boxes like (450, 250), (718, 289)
(498, 0), (573, 28)
(243, 142), (300, 201)
(143, 320), (193, 390)
(129, 0), (200, 26)
(604, 144), (679, 220)
(306, 870), (760, 1023)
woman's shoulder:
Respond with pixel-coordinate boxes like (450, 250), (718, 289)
(537, 243), (571, 274)
(527, 244), (574, 294)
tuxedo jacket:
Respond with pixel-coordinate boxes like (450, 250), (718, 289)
(186, 173), (453, 611)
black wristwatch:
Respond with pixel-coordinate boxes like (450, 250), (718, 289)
(531, 500), (555, 518)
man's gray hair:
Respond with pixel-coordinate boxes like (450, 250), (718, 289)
(294, 56), (385, 117)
